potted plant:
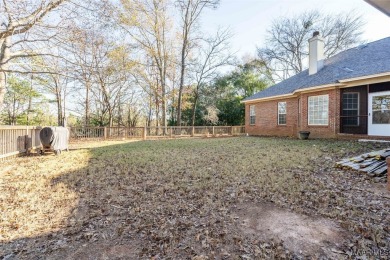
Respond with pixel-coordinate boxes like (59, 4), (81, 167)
(299, 131), (310, 140)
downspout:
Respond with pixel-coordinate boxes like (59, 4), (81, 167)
(334, 86), (339, 136)
(296, 94), (303, 134)
(367, 84), (370, 135)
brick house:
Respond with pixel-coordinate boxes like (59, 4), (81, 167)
(242, 33), (390, 138)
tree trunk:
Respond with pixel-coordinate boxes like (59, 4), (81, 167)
(117, 94), (121, 127)
(63, 88), (66, 127)
(27, 75), (33, 125)
(176, 2), (190, 127)
(7, 110), (11, 125)
(191, 93), (199, 126)
(127, 106), (131, 128)
(0, 37), (11, 109)
(109, 112), (113, 127)
(56, 91), (63, 126)
(161, 69), (167, 134)
(58, 104), (63, 126)
(147, 95), (152, 128)
(177, 42), (187, 126)
(155, 97), (160, 134)
(162, 101), (167, 134)
(170, 93), (176, 125)
(85, 80), (90, 127)
(0, 72), (6, 111)
(11, 94), (16, 125)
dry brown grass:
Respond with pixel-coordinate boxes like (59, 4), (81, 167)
(0, 137), (389, 259)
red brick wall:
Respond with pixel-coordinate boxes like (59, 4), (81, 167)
(245, 98), (299, 137)
(245, 88), (341, 138)
(299, 89), (339, 138)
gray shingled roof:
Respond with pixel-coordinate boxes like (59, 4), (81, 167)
(244, 37), (390, 102)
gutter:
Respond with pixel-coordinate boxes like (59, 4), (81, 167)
(242, 83), (344, 104)
(242, 71), (390, 104)
(337, 72), (390, 83)
(364, 0), (390, 17)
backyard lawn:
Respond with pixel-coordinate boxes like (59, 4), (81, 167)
(0, 137), (389, 259)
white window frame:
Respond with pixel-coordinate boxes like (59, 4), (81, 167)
(342, 92), (359, 126)
(308, 94), (329, 126)
(278, 102), (287, 125)
(249, 105), (256, 125)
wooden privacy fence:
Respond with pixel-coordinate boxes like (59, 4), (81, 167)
(0, 126), (42, 160)
(69, 126), (246, 140)
(0, 125), (246, 160)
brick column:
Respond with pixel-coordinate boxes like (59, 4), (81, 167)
(387, 157), (390, 191)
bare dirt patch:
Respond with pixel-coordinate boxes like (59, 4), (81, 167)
(234, 202), (347, 258)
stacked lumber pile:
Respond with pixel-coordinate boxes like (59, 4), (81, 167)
(335, 149), (390, 177)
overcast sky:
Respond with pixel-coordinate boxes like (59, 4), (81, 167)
(200, 0), (390, 57)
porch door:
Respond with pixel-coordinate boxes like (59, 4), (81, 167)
(368, 91), (390, 136)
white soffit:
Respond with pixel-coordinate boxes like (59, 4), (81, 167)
(365, 0), (390, 16)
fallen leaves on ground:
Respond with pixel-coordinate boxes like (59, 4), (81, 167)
(0, 137), (389, 259)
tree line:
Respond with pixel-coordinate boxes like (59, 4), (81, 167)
(0, 1), (364, 127)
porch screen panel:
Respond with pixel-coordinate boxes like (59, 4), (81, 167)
(342, 93), (359, 126)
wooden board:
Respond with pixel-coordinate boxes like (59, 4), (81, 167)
(335, 149), (389, 177)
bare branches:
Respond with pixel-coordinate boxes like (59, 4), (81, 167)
(120, 0), (174, 129)
(0, 0), (67, 38)
(189, 27), (233, 126)
(258, 10), (364, 81)
(0, 0), (233, 127)
(175, 0), (220, 126)
(0, 0), (72, 108)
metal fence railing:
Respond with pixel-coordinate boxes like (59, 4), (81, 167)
(0, 125), (246, 160)
(69, 126), (246, 140)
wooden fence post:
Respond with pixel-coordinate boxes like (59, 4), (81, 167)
(104, 127), (107, 140)
(191, 127), (195, 137)
(212, 126), (215, 136)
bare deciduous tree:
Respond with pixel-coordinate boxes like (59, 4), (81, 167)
(68, 27), (99, 127)
(175, 0), (219, 126)
(258, 10), (364, 81)
(34, 54), (71, 126)
(120, 0), (174, 131)
(91, 41), (131, 127)
(0, 0), (70, 108)
(190, 28), (233, 126)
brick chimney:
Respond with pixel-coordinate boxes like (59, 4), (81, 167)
(308, 31), (324, 75)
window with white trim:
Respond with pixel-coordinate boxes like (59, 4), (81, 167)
(250, 105), (256, 125)
(308, 95), (329, 125)
(342, 93), (359, 126)
(278, 102), (286, 125)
